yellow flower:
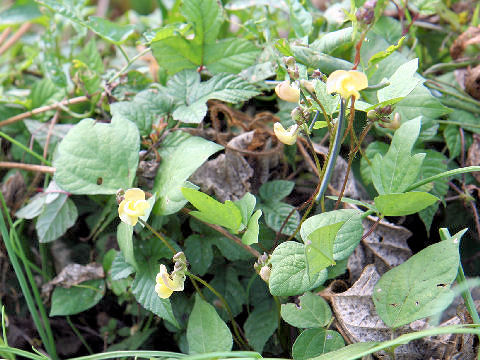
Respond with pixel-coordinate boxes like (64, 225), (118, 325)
(155, 264), (185, 299)
(118, 188), (149, 226)
(326, 70), (368, 99)
(275, 81), (300, 102)
(274, 122), (299, 145)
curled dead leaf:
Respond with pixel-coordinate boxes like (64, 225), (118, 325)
(450, 26), (480, 60)
(42, 263), (104, 296)
(465, 65), (480, 100)
(348, 217), (412, 282)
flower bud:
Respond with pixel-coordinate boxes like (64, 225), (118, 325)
(285, 56), (296, 68)
(367, 110), (377, 120)
(300, 79), (315, 93)
(259, 266), (271, 283)
(275, 81), (300, 103)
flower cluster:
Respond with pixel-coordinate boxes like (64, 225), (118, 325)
(155, 252), (187, 299)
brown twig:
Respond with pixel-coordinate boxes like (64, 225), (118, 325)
(0, 27), (12, 46)
(181, 208), (261, 258)
(361, 216), (383, 240)
(0, 95), (92, 128)
(0, 162), (55, 173)
(0, 22), (31, 56)
(43, 109), (60, 159)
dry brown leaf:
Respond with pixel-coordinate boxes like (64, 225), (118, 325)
(1, 171), (26, 209)
(42, 263), (104, 295)
(348, 217), (412, 282)
(465, 65), (480, 100)
(450, 26), (480, 60)
(330, 265), (427, 359)
(190, 131), (255, 201)
(467, 133), (480, 183)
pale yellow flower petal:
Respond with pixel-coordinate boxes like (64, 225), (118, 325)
(155, 282), (174, 299)
(118, 189), (149, 226)
(124, 188), (145, 202)
(275, 81), (300, 103)
(326, 70), (368, 99)
(274, 123), (299, 145)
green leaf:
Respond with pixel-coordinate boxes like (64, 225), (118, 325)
(377, 59), (423, 104)
(371, 117), (425, 194)
(117, 222), (137, 270)
(313, 121), (328, 129)
(261, 202), (299, 236)
(269, 242), (327, 296)
(132, 261), (179, 328)
(417, 150), (448, 231)
(166, 70), (259, 124)
(50, 279), (105, 316)
(300, 210), (364, 261)
(110, 88), (174, 136)
(24, 120), (72, 155)
(36, 0), (134, 44)
(292, 328), (345, 360)
(85, 17), (135, 44)
(181, 188), (242, 231)
(30, 78), (64, 109)
(305, 222), (343, 276)
(234, 192), (256, 226)
(72, 39), (104, 94)
(204, 266), (246, 318)
(281, 292), (332, 328)
(444, 124), (461, 158)
(153, 132), (223, 215)
(0, 2), (44, 25)
(259, 180), (295, 202)
(36, 195), (77, 243)
(203, 39), (261, 74)
(184, 234), (214, 276)
(360, 141), (388, 185)
(151, 0), (259, 75)
(187, 294), (233, 354)
(110, 252), (135, 280)
(15, 193), (47, 219)
(244, 301), (278, 353)
(311, 27), (353, 54)
(313, 80), (339, 117)
(288, 0), (312, 38)
(53, 116), (140, 194)
(242, 210), (262, 245)
(374, 192), (439, 216)
(373, 231), (463, 328)
(395, 85), (451, 122)
(290, 46), (353, 74)
(367, 36), (406, 69)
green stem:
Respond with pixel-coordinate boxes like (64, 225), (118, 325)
(405, 166), (480, 192)
(138, 219), (176, 254)
(0, 346), (48, 360)
(118, 45), (130, 63)
(425, 82), (480, 108)
(439, 228), (480, 325)
(315, 98), (347, 202)
(186, 271), (250, 349)
(66, 316), (93, 354)
(0, 194), (58, 359)
(69, 350), (185, 360)
(108, 47), (151, 84)
(0, 131), (51, 165)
